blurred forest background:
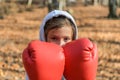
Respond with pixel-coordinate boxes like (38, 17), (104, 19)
(0, 0), (120, 80)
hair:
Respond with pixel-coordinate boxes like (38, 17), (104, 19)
(44, 15), (75, 41)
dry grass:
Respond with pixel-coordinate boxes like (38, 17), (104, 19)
(0, 4), (120, 80)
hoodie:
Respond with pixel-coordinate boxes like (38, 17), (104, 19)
(39, 10), (78, 41)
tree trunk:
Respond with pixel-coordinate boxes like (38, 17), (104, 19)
(59, 0), (66, 10)
(27, 0), (32, 7)
(47, 0), (59, 12)
(108, 0), (118, 18)
(93, 0), (98, 5)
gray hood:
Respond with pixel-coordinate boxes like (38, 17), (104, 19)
(39, 10), (78, 41)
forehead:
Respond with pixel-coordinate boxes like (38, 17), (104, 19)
(48, 26), (73, 37)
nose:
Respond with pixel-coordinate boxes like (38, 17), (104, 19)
(58, 39), (66, 46)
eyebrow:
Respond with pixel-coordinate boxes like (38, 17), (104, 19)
(50, 34), (72, 38)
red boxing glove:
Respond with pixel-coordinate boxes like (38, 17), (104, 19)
(63, 38), (98, 80)
(22, 40), (65, 80)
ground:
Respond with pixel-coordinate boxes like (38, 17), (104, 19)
(0, 2), (120, 80)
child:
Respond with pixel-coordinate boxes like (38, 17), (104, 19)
(25, 10), (78, 80)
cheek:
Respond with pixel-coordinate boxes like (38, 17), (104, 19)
(46, 38), (53, 42)
(67, 40), (72, 43)
(64, 40), (72, 45)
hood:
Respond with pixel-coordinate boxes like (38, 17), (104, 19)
(39, 10), (78, 41)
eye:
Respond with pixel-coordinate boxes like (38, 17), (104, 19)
(51, 37), (58, 41)
(64, 37), (70, 42)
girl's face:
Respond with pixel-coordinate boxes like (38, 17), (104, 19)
(47, 26), (73, 46)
